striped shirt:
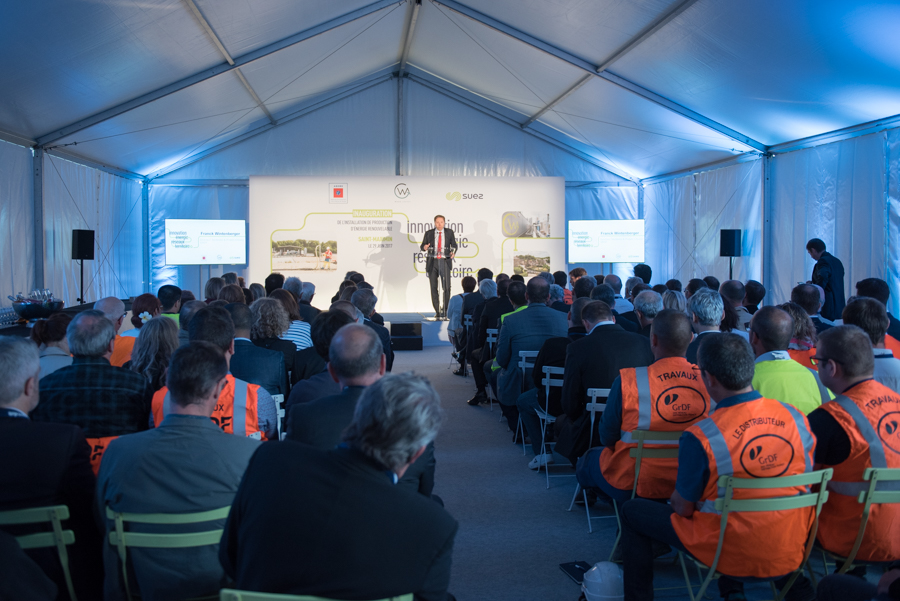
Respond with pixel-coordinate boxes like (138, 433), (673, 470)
(281, 320), (313, 351)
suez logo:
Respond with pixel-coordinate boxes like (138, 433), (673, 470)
(445, 191), (483, 201)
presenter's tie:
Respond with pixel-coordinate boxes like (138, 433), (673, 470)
(437, 231), (442, 259)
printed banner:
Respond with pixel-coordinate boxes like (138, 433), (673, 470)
(249, 176), (565, 312)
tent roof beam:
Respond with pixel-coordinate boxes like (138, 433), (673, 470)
(399, 0), (422, 73)
(35, 0), (400, 147)
(433, 0), (765, 153)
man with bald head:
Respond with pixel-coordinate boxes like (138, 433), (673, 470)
(95, 296), (134, 367)
(604, 274), (633, 314)
(749, 306), (832, 415)
(719, 280), (752, 331)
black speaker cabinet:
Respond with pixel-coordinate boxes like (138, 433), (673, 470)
(72, 230), (95, 260)
(719, 229), (741, 257)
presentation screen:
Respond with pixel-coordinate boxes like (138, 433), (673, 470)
(164, 219), (246, 266)
(568, 219), (645, 263)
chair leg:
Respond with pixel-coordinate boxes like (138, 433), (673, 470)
(516, 416), (525, 455)
(568, 483), (581, 511)
(584, 490), (593, 533)
(678, 553), (698, 601)
(608, 500), (622, 562)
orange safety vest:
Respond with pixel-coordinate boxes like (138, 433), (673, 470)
(151, 375), (264, 440)
(885, 335), (900, 358)
(817, 380), (900, 562)
(599, 358), (710, 498)
(109, 335), (135, 367)
(671, 396), (816, 578)
(85, 436), (119, 476)
(787, 348), (816, 371)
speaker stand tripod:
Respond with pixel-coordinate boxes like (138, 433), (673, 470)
(729, 257), (734, 280)
(76, 259), (85, 304)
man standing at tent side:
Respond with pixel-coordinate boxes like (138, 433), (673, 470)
(421, 215), (458, 320)
(806, 238), (845, 321)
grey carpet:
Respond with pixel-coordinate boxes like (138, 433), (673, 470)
(391, 347), (872, 601)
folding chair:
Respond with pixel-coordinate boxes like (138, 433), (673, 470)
(106, 505), (232, 601)
(221, 591), (412, 601)
(514, 351), (540, 455)
(608, 430), (683, 560)
(537, 365), (567, 488)
(273, 394), (285, 441)
(0, 505), (77, 601)
(809, 467), (900, 583)
(567, 388), (611, 532)
(679, 469), (834, 601)
(485, 328), (499, 411)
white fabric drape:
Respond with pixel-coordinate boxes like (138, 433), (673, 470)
(42, 154), (143, 305)
(0, 141), (34, 305)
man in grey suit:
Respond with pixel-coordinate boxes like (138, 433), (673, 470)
(97, 342), (261, 601)
(495, 277), (568, 432)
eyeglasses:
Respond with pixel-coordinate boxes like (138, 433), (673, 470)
(810, 355), (841, 367)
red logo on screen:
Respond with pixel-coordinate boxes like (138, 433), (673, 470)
(333, 189), (343, 198)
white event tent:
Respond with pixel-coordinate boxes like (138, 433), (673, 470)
(1, 0), (899, 312)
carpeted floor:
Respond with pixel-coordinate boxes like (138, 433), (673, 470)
(391, 347), (869, 601)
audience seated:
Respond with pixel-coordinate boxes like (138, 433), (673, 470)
(284, 310), (355, 414)
(126, 316), (179, 394)
(97, 342), (260, 601)
(227, 302), (288, 397)
(270, 289), (312, 351)
(32, 310), (151, 474)
(856, 277), (900, 355)
(338, 284), (358, 302)
(510, 274), (525, 283)
(684, 277), (708, 299)
(463, 268), (492, 369)
(651, 284), (668, 295)
(297, 282), (320, 322)
(178, 299), (206, 347)
(743, 279), (766, 315)
(720, 300), (750, 340)
(180, 289), (196, 304)
(719, 280), (751, 331)
(617, 283), (650, 324)
(779, 301), (818, 369)
(572, 275), (595, 300)
(220, 373), (458, 601)
(555, 300), (653, 465)
(249, 283), (266, 302)
(685, 289), (724, 364)
(793, 283), (833, 334)
(842, 298), (900, 393)
(0, 336), (103, 600)
(204, 277), (225, 304)
(468, 278), (513, 406)
(150, 307), (277, 441)
(222, 272), (238, 286)
(603, 274), (633, 314)
(249, 297), (298, 383)
(815, 571), (900, 601)
(331, 279), (355, 304)
(123, 293), (161, 339)
(351, 288), (394, 372)
(494, 277), (568, 431)
(634, 264), (652, 285)
(95, 297), (135, 367)
(553, 270), (568, 289)
(625, 277), (644, 301)
(702, 275), (720, 292)
(620, 333), (816, 601)
(662, 289), (686, 314)
(632, 290), (663, 337)
(263, 272), (284, 296)
(283, 276), (303, 302)
(157, 284), (182, 325)
(447, 276), (476, 372)
(807, 325), (900, 567)
(591, 283), (639, 333)
(565, 267), (587, 304)
(750, 306), (832, 414)
(549, 284), (567, 313)
(30, 312), (73, 378)
(518, 297), (591, 467)
(665, 278), (682, 292)
(581, 309), (709, 502)
(218, 284), (246, 305)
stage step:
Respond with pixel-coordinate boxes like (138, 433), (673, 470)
(390, 322), (423, 351)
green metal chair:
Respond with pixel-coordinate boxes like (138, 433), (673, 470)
(608, 429), (683, 561)
(0, 504), (77, 601)
(106, 505), (231, 601)
(810, 467), (900, 582)
(679, 468), (833, 601)
(220, 590), (413, 601)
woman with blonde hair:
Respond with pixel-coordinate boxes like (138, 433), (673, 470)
(662, 289), (687, 314)
(250, 297), (296, 377)
(204, 277), (225, 304)
(127, 316), (179, 393)
(269, 289), (312, 350)
(779, 301), (818, 369)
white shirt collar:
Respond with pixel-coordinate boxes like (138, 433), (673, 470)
(2, 407), (29, 419)
(588, 320), (616, 334)
(755, 350), (792, 363)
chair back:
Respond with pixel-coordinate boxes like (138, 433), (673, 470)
(486, 328), (499, 357)
(585, 388), (610, 449)
(273, 394), (285, 441)
(838, 467), (900, 572)
(541, 366), (565, 412)
(220, 590), (413, 601)
(707, 469), (833, 578)
(518, 351), (540, 392)
(107, 506), (231, 601)
(0, 505), (77, 600)
(463, 314), (473, 328)
(627, 430), (683, 499)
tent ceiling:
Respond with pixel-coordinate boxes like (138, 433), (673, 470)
(2, 0), (899, 179)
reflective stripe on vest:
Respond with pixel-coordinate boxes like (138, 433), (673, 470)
(636, 366), (652, 430)
(827, 394), (900, 496)
(809, 368), (831, 405)
(233, 378), (247, 438)
(697, 418), (734, 509)
(781, 402), (815, 474)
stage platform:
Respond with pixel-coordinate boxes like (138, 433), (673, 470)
(381, 312), (451, 348)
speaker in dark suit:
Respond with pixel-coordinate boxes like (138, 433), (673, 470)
(555, 302), (654, 464)
(419, 216), (458, 318)
(220, 373), (457, 601)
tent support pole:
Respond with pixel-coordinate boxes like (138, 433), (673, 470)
(397, 76), (404, 176)
(32, 147), (44, 290)
(142, 180), (150, 293)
